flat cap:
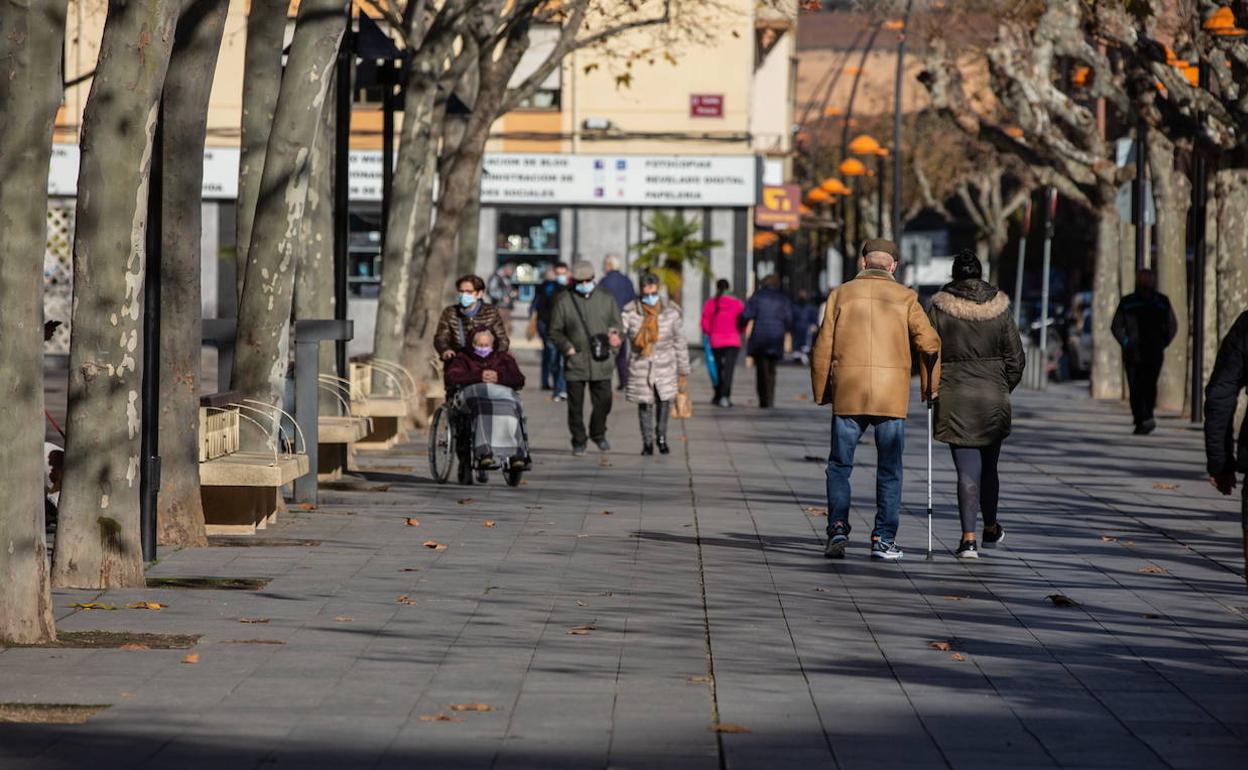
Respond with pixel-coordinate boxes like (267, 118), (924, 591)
(860, 238), (899, 260)
(572, 260), (595, 281)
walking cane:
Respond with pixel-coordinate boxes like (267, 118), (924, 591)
(922, 352), (938, 561)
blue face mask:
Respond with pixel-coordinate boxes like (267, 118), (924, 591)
(555, 274), (569, 286)
(641, 294), (660, 306)
(458, 292), (478, 308)
(574, 281), (595, 295)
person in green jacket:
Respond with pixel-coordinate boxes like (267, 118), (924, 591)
(549, 260), (624, 456)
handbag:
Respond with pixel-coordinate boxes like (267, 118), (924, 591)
(673, 390), (694, 420)
(571, 294), (611, 362)
(703, 334), (719, 388)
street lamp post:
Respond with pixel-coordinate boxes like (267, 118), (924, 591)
(1038, 187), (1057, 392)
(840, 157), (867, 273)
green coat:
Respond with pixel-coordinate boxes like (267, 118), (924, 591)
(926, 280), (1025, 447)
(549, 287), (623, 382)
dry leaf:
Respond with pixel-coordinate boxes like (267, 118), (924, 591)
(1141, 613), (1161, 619)
(687, 675), (711, 684)
(1101, 535), (1119, 543)
(1153, 482), (1179, 491)
(483, 520), (496, 528)
(1138, 565), (1167, 574)
(423, 540), (448, 551)
(239, 617), (270, 624)
(119, 643), (150, 651)
(525, 505), (543, 510)
(567, 624), (596, 636)
(419, 713), (464, 722)
(951, 652), (967, 662)
(813, 587), (830, 593)
(181, 653), (200, 664)
(397, 595), (418, 605)
(400, 568), (420, 573)
(448, 703), (494, 712)
(942, 595), (965, 601)
(405, 518), (421, 527)
(1046, 594), (1079, 607)
(795, 393), (810, 401)
(69, 602), (116, 611)
(126, 601), (164, 610)
(334, 616), (353, 622)
(711, 723), (751, 734)
(802, 506), (828, 516)
(601, 510), (613, 516)
(928, 640), (953, 651)
(295, 503), (315, 511)
(457, 498), (474, 505)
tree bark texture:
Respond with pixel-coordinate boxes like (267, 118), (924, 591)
(1203, 171), (1219, 390)
(1090, 208), (1123, 400)
(231, 0), (347, 427)
(234, 0), (286, 298)
(0, 0), (68, 643)
(55, 0), (180, 590)
(293, 82), (339, 416)
(1149, 135), (1189, 415)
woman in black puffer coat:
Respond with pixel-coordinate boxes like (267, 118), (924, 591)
(926, 251), (1025, 559)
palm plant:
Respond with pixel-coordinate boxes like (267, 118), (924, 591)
(630, 210), (723, 303)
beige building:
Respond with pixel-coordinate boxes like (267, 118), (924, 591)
(50, 0), (797, 347)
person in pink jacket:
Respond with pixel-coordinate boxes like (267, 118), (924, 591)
(701, 279), (746, 407)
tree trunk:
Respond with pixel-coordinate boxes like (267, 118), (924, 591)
(1090, 207), (1123, 400)
(1203, 171), (1219, 390)
(403, 38), (529, 388)
(55, 0), (180, 590)
(234, 0), (286, 298)
(0, 0), (68, 643)
(293, 78), (339, 416)
(156, 0), (228, 549)
(231, 0), (347, 424)
(1215, 169), (1248, 351)
(457, 191), (482, 277)
(372, 74), (439, 390)
(1149, 134), (1189, 416)
(396, 135), (442, 400)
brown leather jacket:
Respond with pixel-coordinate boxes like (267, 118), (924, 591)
(810, 269), (941, 418)
(433, 302), (509, 356)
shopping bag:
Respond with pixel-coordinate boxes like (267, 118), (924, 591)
(673, 391), (694, 420)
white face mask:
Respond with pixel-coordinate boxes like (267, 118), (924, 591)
(574, 280), (595, 295)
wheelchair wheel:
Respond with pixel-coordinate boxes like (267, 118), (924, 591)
(504, 467), (524, 487)
(475, 468), (489, 484)
(428, 404), (455, 484)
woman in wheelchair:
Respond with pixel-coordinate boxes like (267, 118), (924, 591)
(443, 327), (530, 471)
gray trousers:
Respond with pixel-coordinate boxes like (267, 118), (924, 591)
(638, 389), (671, 444)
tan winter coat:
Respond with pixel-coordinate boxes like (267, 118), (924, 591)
(621, 300), (691, 404)
(810, 269), (942, 418)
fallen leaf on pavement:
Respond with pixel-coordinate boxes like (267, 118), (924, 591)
(1046, 594), (1079, 607)
(181, 653), (200, 664)
(942, 595), (966, 601)
(119, 643), (150, 651)
(519, 480), (529, 485)
(334, 616), (353, 622)
(1138, 565), (1167, 574)
(68, 602), (116, 610)
(423, 540), (448, 551)
(711, 723), (751, 734)
(448, 703), (494, 712)
(1101, 536), (1119, 543)
(405, 518), (421, 527)
(525, 505), (543, 510)
(457, 498), (474, 505)
(795, 393), (810, 401)
(238, 617), (270, 624)
(928, 640), (953, 651)
(399, 568), (420, 572)
(1153, 482), (1179, 491)
(575, 600), (588, 607)
(802, 506), (828, 516)
(483, 520), (496, 528)
(567, 624), (596, 636)
(126, 601), (164, 610)
(601, 510), (613, 516)
(420, 713), (464, 722)
(599, 459), (613, 468)
(951, 652), (967, 662)
(813, 587), (830, 593)
(295, 503), (315, 511)
(1141, 613), (1161, 619)
(687, 675), (711, 684)
(397, 595), (418, 605)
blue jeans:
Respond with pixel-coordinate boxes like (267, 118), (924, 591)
(542, 336), (566, 394)
(826, 415), (905, 543)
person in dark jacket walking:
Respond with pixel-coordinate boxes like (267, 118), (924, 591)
(435, 274), (510, 360)
(531, 263), (569, 398)
(1111, 269), (1178, 434)
(549, 260), (624, 456)
(742, 274), (793, 408)
(1203, 311), (1248, 584)
(790, 289), (819, 365)
(444, 328), (526, 391)
(927, 251), (1025, 559)
(599, 254), (637, 391)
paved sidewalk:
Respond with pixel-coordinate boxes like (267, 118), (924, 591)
(4, 359), (1247, 769)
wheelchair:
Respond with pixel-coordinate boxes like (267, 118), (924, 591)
(428, 383), (530, 487)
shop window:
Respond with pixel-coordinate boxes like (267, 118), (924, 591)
(348, 207), (383, 298)
(496, 210), (560, 304)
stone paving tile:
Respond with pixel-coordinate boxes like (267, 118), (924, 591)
(5, 363), (1248, 768)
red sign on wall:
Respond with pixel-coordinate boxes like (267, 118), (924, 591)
(690, 94), (724, 118)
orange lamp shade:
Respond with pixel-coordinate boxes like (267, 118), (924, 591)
(882, 19), (905, 31)
(1164, 45), (1178, 65)
(845, 66), (862, 76)
(820, 178), (851, 195)
(1004, 125), (1025, 138)
(1071, 66), (1090, 87)
(781, 243), (794, 255)
(1181, 63), (1200, 86)
(823, 106), (842, 117)
(1204, 6), (1247, 37)
(848, 134), (882, 155)
(839, 158), (867, 177)
(807, 188), (832, 203)
(798, 204), (813, 216)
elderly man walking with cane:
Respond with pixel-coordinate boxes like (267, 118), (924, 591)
(810, 239), (941, 560)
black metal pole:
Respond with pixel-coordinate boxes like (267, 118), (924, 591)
(852, 176), (862, 251)
(876, 153), (885, 237)
(1133, 118), (1148, 273)
(381, 61), (395, 260)
(1191, 60), (1208, 423)
(333, 9), (353, 380)
(139, 99), (164, 563)
(891, 0), (914, 243)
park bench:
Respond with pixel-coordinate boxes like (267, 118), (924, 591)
(198, 391), (308, 535)
(349, 360), (416, 450)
